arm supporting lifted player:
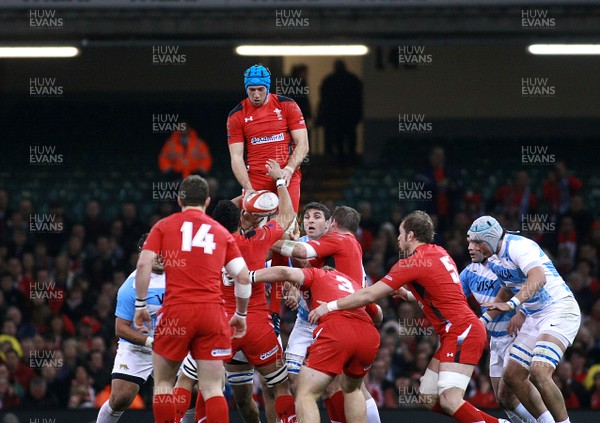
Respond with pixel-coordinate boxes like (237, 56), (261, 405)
(133, 250), (252, 339)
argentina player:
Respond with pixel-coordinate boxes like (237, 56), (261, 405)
(461, 240), (541, 423)
(469, 216), (581, 423)
(96, 234), (165, 423)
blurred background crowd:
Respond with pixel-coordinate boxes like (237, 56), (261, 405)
(1, 144), (599, 412)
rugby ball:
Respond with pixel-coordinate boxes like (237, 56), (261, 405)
(243, 190), (279, 217)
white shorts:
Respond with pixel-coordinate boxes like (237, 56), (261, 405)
(515, 296), (581, 351)
(489, 335), (513, 378)
(286, 318), (316, 359)
(112, 342), (153, 385)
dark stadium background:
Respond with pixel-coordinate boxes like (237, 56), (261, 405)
(1, 1), (600, 422)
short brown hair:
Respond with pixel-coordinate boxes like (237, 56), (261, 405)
(178, 175), (209, 207)
(402, 210), (434, 243)
(331, 206), (360, 233)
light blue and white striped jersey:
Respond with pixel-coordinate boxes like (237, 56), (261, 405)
(115, 270), (165, 346)
(487, 234), (572, 315)
(460, 262), (515, 337)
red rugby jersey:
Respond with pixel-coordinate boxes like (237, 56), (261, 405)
(380, 244), (477, 333)
(143, 209), (243, 306)
(221, 220), (283, 316)
(301, 267), (371, 324)
(227, 94), (306, 176)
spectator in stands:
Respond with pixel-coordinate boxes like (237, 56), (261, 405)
(33, 241), (52, 273)
(542, 160), (583, 218)
(570, 348), (589, 385)
(67, 365), (95, 409)
(64, 235), (85, 280)
(57, 338), (82, 383)
(568, 271), (595, 315)
(0, 375), (20, 409)
(553, 361), (589, 408)
(367, 359), (387, 407)
(83, 200), (108, 246)
(416, 146), (461, 233)
(563, 195), (594, 244)
(60, 283), (90, 331)
(20, 376), (59, 409)
(5, 348), (35, 395)
(590, 372), (600, 409)
(52, 254), (74, 290)
(39, 362), (68, 406)
(86, 350), (110, 395)
(158, 123), (213, 178)
(317, 60), (363, 166)
(0, 273), (28, 322)
(119, 202), (147, 255)
(492, 169), (538, 225)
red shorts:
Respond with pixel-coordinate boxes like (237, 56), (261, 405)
(433, 319), (487, 365)
(229, 312), (282, 367)
(305, 316), (380, 379)
(154, 303), (232, 362)
(249, 172), (301, 212)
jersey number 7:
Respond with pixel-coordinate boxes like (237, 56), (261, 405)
(180, 222), (216, 254)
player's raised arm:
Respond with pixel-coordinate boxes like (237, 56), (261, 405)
(265, 158), (295, 231)
(133, 249), (155, 332)
(308, 280), (393, 324)
(283, 128), (309, 184)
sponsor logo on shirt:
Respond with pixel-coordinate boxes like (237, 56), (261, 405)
(251, 133), (285, 145)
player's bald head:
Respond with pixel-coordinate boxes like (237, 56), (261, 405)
(179, 175), (209, 207)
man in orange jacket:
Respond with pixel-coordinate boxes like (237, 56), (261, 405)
(158, 124), (213, 178)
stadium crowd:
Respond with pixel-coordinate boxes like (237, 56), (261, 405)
(1, 158), (600, 413)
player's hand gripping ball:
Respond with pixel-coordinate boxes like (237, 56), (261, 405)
(243, 190), (279, 217)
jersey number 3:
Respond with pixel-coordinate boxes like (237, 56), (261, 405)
(336, 275), (355, 294)
(440, 255), (460, 284)
(180, 222), (216, 254)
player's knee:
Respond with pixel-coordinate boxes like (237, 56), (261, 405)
(506, 343), (533, 385)
(437, 389), (462, 414)
(529, 363), (554, 389)
(109, 392), (135, 411)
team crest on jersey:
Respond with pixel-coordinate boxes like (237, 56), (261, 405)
(273, 108), (283, 120)
(245, 116), (253, 123)
(119, 363), (129, 370)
